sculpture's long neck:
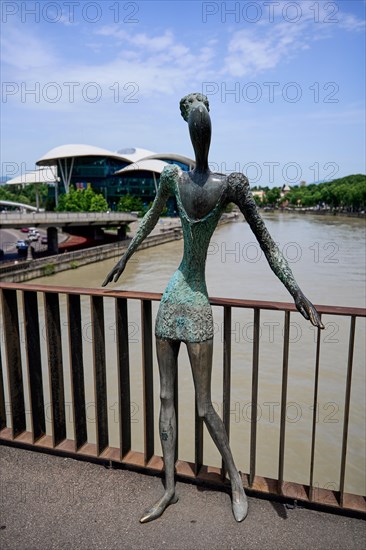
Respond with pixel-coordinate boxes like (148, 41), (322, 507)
(188, 105), (211, 177)
(193, 140), (209, 173)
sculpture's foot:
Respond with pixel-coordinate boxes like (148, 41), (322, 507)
(140, 492), (179, 523)
(231, 480), (248, 522)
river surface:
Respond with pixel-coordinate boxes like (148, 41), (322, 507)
(16, 213), (366, 495)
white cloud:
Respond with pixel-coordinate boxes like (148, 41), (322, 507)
(2, 5), (363, 113)
(1, 25), (56, 70)
(1, 25), (217, 113)
(306, 107), (366, 124)
(96, 25), (121, 38)
(132, 30), (175, 51)
(223, 23), (307, 77)
(96, 26), (175, 52)
(58, 14), (78, 27)
(339, 13), (365, 32)
(222, 2), (365, 77)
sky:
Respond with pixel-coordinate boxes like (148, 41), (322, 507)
(1, 0), (365, 186)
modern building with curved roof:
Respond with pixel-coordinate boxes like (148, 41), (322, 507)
(6, 167), (57, 185)
(5, 167), (58, 211)
(35, 144), (195, 212)
(142, 152), (195, 171)
(115, 147), (156, 163)
(116, 159), (169, 175)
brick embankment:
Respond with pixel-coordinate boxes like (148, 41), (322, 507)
(0, 446), (364, 550)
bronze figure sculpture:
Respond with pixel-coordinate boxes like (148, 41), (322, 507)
(102, 93), (324, 523)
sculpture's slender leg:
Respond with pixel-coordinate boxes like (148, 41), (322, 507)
(140, 337), (180, 523)
(187, 339), (248, 522)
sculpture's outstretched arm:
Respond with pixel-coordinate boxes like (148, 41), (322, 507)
(102, 165), (175, 286)
(228, 173), (324, 328)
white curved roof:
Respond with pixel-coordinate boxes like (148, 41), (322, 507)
(115, 159), (168, 175)
(36, 144), (127, 166)
(143, 152), (195, 167)
(115, 147), (156, 163)
(35, 144), (194, 175)
(6, 167), (58, 185)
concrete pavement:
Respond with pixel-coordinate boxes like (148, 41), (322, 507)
(0, 446), (364, 550)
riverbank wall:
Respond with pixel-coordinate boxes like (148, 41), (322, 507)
(0, 229), (182, 283)
(263, 208), (365, 218)
(0, 214), (235, 283)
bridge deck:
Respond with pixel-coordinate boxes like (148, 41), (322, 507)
(0, 211), (137, 228)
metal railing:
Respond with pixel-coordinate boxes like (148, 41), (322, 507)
(0, 282), (365, 516)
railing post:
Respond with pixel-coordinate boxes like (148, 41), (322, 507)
(91, 296), (108, 456)
(250, 308), (260, 487)
(309, 317), (322, 501)
(23, 290), (46, 443)
(116, 297), (131, 459)
(0, 341), (6, 431)
(1, 289), (26, 438)
(44, 292), (66, 447)
(194, 406), (203, 477)
(221, 306), (232, 480)
(67, 294), (87, 451)
(278, 310), (290, 494)
(141, 299), (154, 464)
(339, 316), (356, 507)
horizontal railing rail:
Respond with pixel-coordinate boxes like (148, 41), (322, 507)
(0, 212), (137, 221)
(0, 282), (365, 517)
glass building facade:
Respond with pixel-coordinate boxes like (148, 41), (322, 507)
(49, 154), (192, 214)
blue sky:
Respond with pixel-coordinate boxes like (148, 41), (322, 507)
(1, 0), (365, 186)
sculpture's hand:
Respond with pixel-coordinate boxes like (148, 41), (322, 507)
(102, 257), (127, 286)
(294, 291), (324, 328)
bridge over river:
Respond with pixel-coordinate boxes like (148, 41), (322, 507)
(0, 211), (137, 253)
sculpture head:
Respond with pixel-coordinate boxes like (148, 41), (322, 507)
(179, 93), (210, 122)
(180, 93), (211, 172)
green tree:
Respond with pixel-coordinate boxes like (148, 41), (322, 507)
(56, 186), (82, 211)
(89, 194), (108, 212)
(265, 187), (281, 205)
(56, 185), (108, 212)
(0, 183), (49, 208)
(79, 186), (96, 211)
(117, 194), (145, 213)
(284, 174), (366, 210)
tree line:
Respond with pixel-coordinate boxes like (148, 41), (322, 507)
(1, 174), (365, 213)
(252, 174), (366, 211)
(0, 183), (49, 208)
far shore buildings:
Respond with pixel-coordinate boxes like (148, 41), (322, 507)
(251, 190), (266, 202)
(251, 184), (292, 205)
(35, 144), (195, 211)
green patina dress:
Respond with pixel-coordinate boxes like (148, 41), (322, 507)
(155, 165), (226, 343)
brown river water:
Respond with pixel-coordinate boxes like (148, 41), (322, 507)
(8, 212), (365, 495)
